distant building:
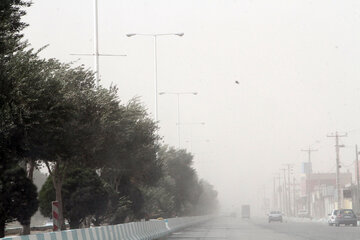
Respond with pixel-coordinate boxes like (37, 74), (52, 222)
(299, 172), (352, 218)
(300, 172), (352, 197)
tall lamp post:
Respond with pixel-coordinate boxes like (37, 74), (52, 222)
(355, 145), (360, 211)
(71, 0), (126, 86)
(159, 91), (197, 148)
(178, 122), (205, 150)
(185, 139), (210, 153)
(126, 33), (184, 122)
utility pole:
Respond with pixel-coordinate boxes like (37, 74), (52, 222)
(280, 168), (288, 215)
(263, 185), (267, 214)
(283, 164), (293, 215)
(327, 132), (347, 209)
(301, 147), (317, 217)
(276, 174), (282, 212)
(284, 164), (293, 216)
(273, 176), (277, 210)
(355, 145), (360, 211)
(293, 176), (297, 216)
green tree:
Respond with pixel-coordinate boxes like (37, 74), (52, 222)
(0, 46), (51, 234)
(0, 0), (31, 55)
(0, 165), (38, 237)
(99, 99), (161, 189)
(39, 168), (108, 229)
(141, 176), (176, 219)
(195, 180), (219, 215)
(28, 61), (109, 229)
(99, 99), (162, 222)
(0, 0), (32, 178)
(160, 146), (201, 216)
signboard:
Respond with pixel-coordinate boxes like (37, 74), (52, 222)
(52, 201), (60, 231)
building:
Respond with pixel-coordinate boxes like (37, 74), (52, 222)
(299, 172), (352, 218)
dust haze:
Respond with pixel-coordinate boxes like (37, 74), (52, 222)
(23, 0), (360, 215)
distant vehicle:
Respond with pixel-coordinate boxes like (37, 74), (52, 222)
(328, 209), (338, 226)
(268, 211), (283, 223)
(297, 209), (310, 218)
(241, 205), (250, 219)
(331, 209), (357, 227)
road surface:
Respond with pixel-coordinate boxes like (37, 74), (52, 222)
(166, 216), (360, 240)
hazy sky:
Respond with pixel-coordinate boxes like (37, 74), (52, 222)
(23, 0), (360, 212)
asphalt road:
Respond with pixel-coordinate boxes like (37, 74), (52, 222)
(166, 216), (360, 240)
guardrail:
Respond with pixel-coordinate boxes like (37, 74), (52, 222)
(2, 216), (212, 240)
(5, 224), (68, 236)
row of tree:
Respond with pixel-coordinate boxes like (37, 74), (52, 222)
(0, 0), (218, 238)
(38, 146), (218, 229)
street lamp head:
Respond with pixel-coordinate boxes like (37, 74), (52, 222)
(126, 33), (136, 37)
(192, 92), (198, 95)
(176, 33), (184, 37)
(159, 92), (165, 95)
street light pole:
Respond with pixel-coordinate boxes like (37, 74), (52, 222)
(355, 145), (360, 210)
(177, 93), (180, 147)
(126, 33), (184, 122)
(94, 0), (99, 84)
(178, 122), (205, 151)
(185, 139), (209, 153)
(71, 0), (126, 86)
(159, 91), (197, 148)
(154, 36), (158, 122)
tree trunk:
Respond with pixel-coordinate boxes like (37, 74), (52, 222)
(54, 176), (65, 230)
(27, 160), (35, 180)
(22, 160), (35, 234)
(51, 162), (65, 230)
(21, 224), (31, 235)
(0, 219), (5, 238)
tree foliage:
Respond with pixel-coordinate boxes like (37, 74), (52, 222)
(195, 180), (219, 215)
(0, 0), (218, 233)
(160, 146), (202, 215)
(141, 176), (176, 219)
(0, 165), (38, 237)
(39, 168), (108, 229)
(0, 0), (31, 55)
(0, 1), (41, 236)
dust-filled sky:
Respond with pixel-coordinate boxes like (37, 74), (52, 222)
(23, 0), (360, 213)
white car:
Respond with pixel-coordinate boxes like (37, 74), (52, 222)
(268, 211), (283, 223)
(328, 209), (338, 226)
